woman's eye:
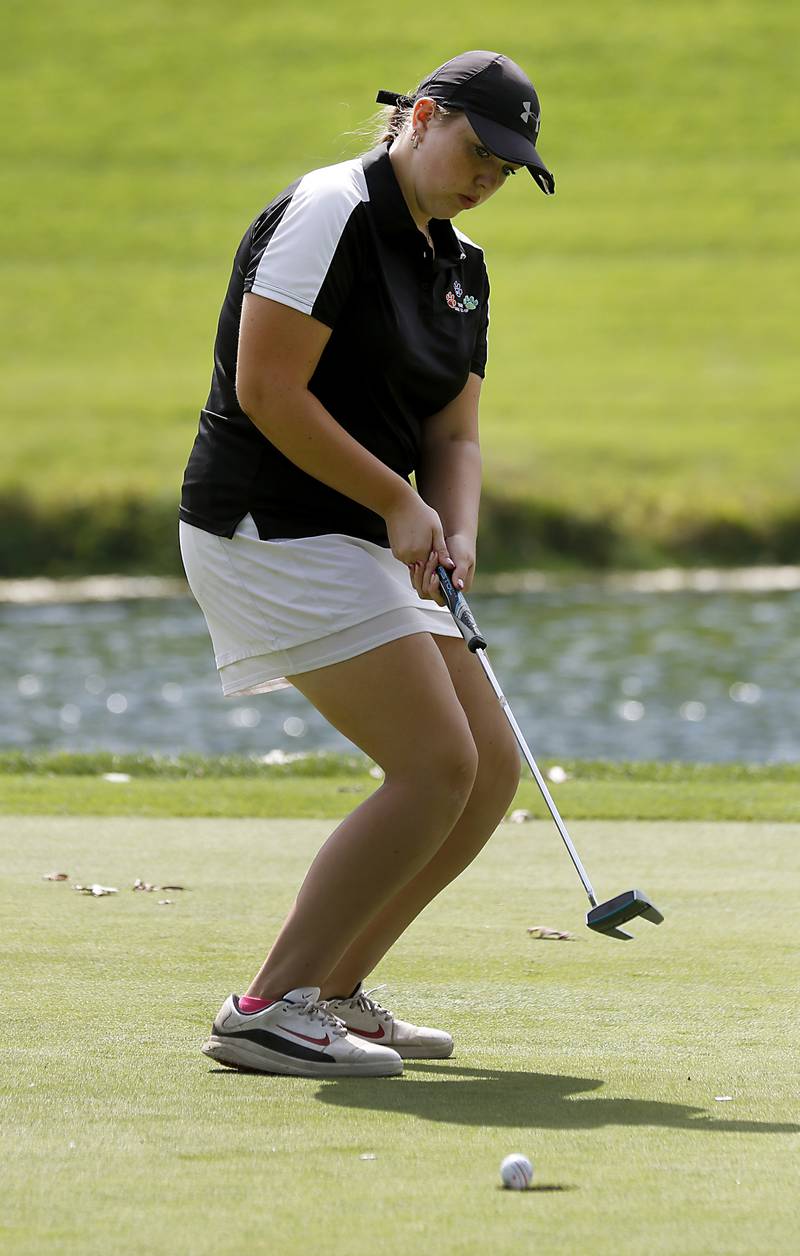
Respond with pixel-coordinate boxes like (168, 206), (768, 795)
(474, 145), (516, 177)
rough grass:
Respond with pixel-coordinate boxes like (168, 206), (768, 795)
(2, 813), (798, 1254)
(2, 754), (799, 821)
(1, 2), (799, 572)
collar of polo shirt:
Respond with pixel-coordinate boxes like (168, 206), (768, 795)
(364, 144), (466, 267)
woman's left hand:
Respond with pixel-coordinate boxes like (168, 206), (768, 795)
(408, 532), (476, 606)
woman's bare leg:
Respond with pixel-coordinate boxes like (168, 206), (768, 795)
(245, 633), (478, 1000)
(319, 635), (522, 997)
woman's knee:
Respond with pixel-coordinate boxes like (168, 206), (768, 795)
(473, 734), (522, 814)
(389, 729), (479, 817)
(436, 733), (481, 807)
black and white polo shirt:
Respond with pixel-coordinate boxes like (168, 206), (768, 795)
(180, 142), (490, 547)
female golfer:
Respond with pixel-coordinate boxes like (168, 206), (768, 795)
(180, 50), (554, 1076)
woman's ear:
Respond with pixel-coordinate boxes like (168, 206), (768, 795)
(412, 96), (437, 139)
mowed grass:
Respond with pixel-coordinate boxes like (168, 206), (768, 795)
(1, 810), (798, 1255)
(1, 1), (799, 564)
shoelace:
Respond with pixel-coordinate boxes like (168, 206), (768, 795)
(352, 984), (393, 1023)
(296, 995), (348, 1038)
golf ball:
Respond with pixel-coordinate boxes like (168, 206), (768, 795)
(500, 1153), (533, 1190)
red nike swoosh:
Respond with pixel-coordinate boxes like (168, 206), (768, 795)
(277, 1025), (330, 1047)
(350, 1025), (386, 1040)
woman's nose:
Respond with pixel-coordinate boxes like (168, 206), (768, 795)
(476, 170), (499, 193)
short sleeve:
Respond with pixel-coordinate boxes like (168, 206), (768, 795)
(469, 268), (490, 378)
(245, 160), (368, 329)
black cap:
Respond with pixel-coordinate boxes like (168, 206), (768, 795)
(377, 50), (554, 196)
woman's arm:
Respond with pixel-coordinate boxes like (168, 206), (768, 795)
(414, 373), (482, 592)
(236, 292), (453, 567)
(237, 292), (411, 519)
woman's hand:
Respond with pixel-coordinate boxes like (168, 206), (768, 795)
(384, 490), (454, 571)
(407, 531), (476, 606)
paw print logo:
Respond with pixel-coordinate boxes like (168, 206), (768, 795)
(444, 287), (479, 314)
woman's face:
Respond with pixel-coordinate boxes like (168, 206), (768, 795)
(412, 109), (522, 220)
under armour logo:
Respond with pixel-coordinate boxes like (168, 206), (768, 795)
(520, 101), (540, 133)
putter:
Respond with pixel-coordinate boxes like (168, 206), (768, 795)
(436, 566), (664, 941)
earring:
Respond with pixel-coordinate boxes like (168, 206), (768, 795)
(410, 131), (419, 149)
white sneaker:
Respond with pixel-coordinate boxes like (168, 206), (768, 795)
(324, 984), (454, 1059)
(201, 987), (403, 1077)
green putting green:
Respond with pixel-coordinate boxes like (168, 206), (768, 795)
(3, 813), (797, 1254)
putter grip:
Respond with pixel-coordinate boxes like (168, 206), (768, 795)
(436, 565), (487, 652)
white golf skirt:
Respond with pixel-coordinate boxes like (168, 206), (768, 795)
(179, 514), (462, 696)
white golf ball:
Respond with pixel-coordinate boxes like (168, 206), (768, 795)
(500, 1153), (533, 1190)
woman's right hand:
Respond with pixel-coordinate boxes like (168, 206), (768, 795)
(384, 488), (454, 572)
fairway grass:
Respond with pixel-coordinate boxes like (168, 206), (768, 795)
(2, 815), (798, 1254)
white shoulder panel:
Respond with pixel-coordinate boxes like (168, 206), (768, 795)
(251, 159), (369, 315)
(453, 226), (484, 256)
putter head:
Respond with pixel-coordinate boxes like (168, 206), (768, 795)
(586, 889), (664, 941)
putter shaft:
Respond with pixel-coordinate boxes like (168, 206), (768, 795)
(435, 565), (597, 907)
(473, 649), (598, 907)
(436, 566), (664, 940)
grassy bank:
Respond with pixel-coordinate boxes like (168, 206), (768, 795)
(2, 752), (799, 821)
(2, 488), (798, 578)
(1, 2), (798, 574)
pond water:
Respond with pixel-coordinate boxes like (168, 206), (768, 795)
(1, 584), (797, 762)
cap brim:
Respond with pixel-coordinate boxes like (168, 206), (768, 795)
(464, 109), (555, 196)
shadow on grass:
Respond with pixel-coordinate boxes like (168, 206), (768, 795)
(309, 1063), (800, 1134)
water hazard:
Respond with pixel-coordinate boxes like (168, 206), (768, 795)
(1, 582), (797, 762)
